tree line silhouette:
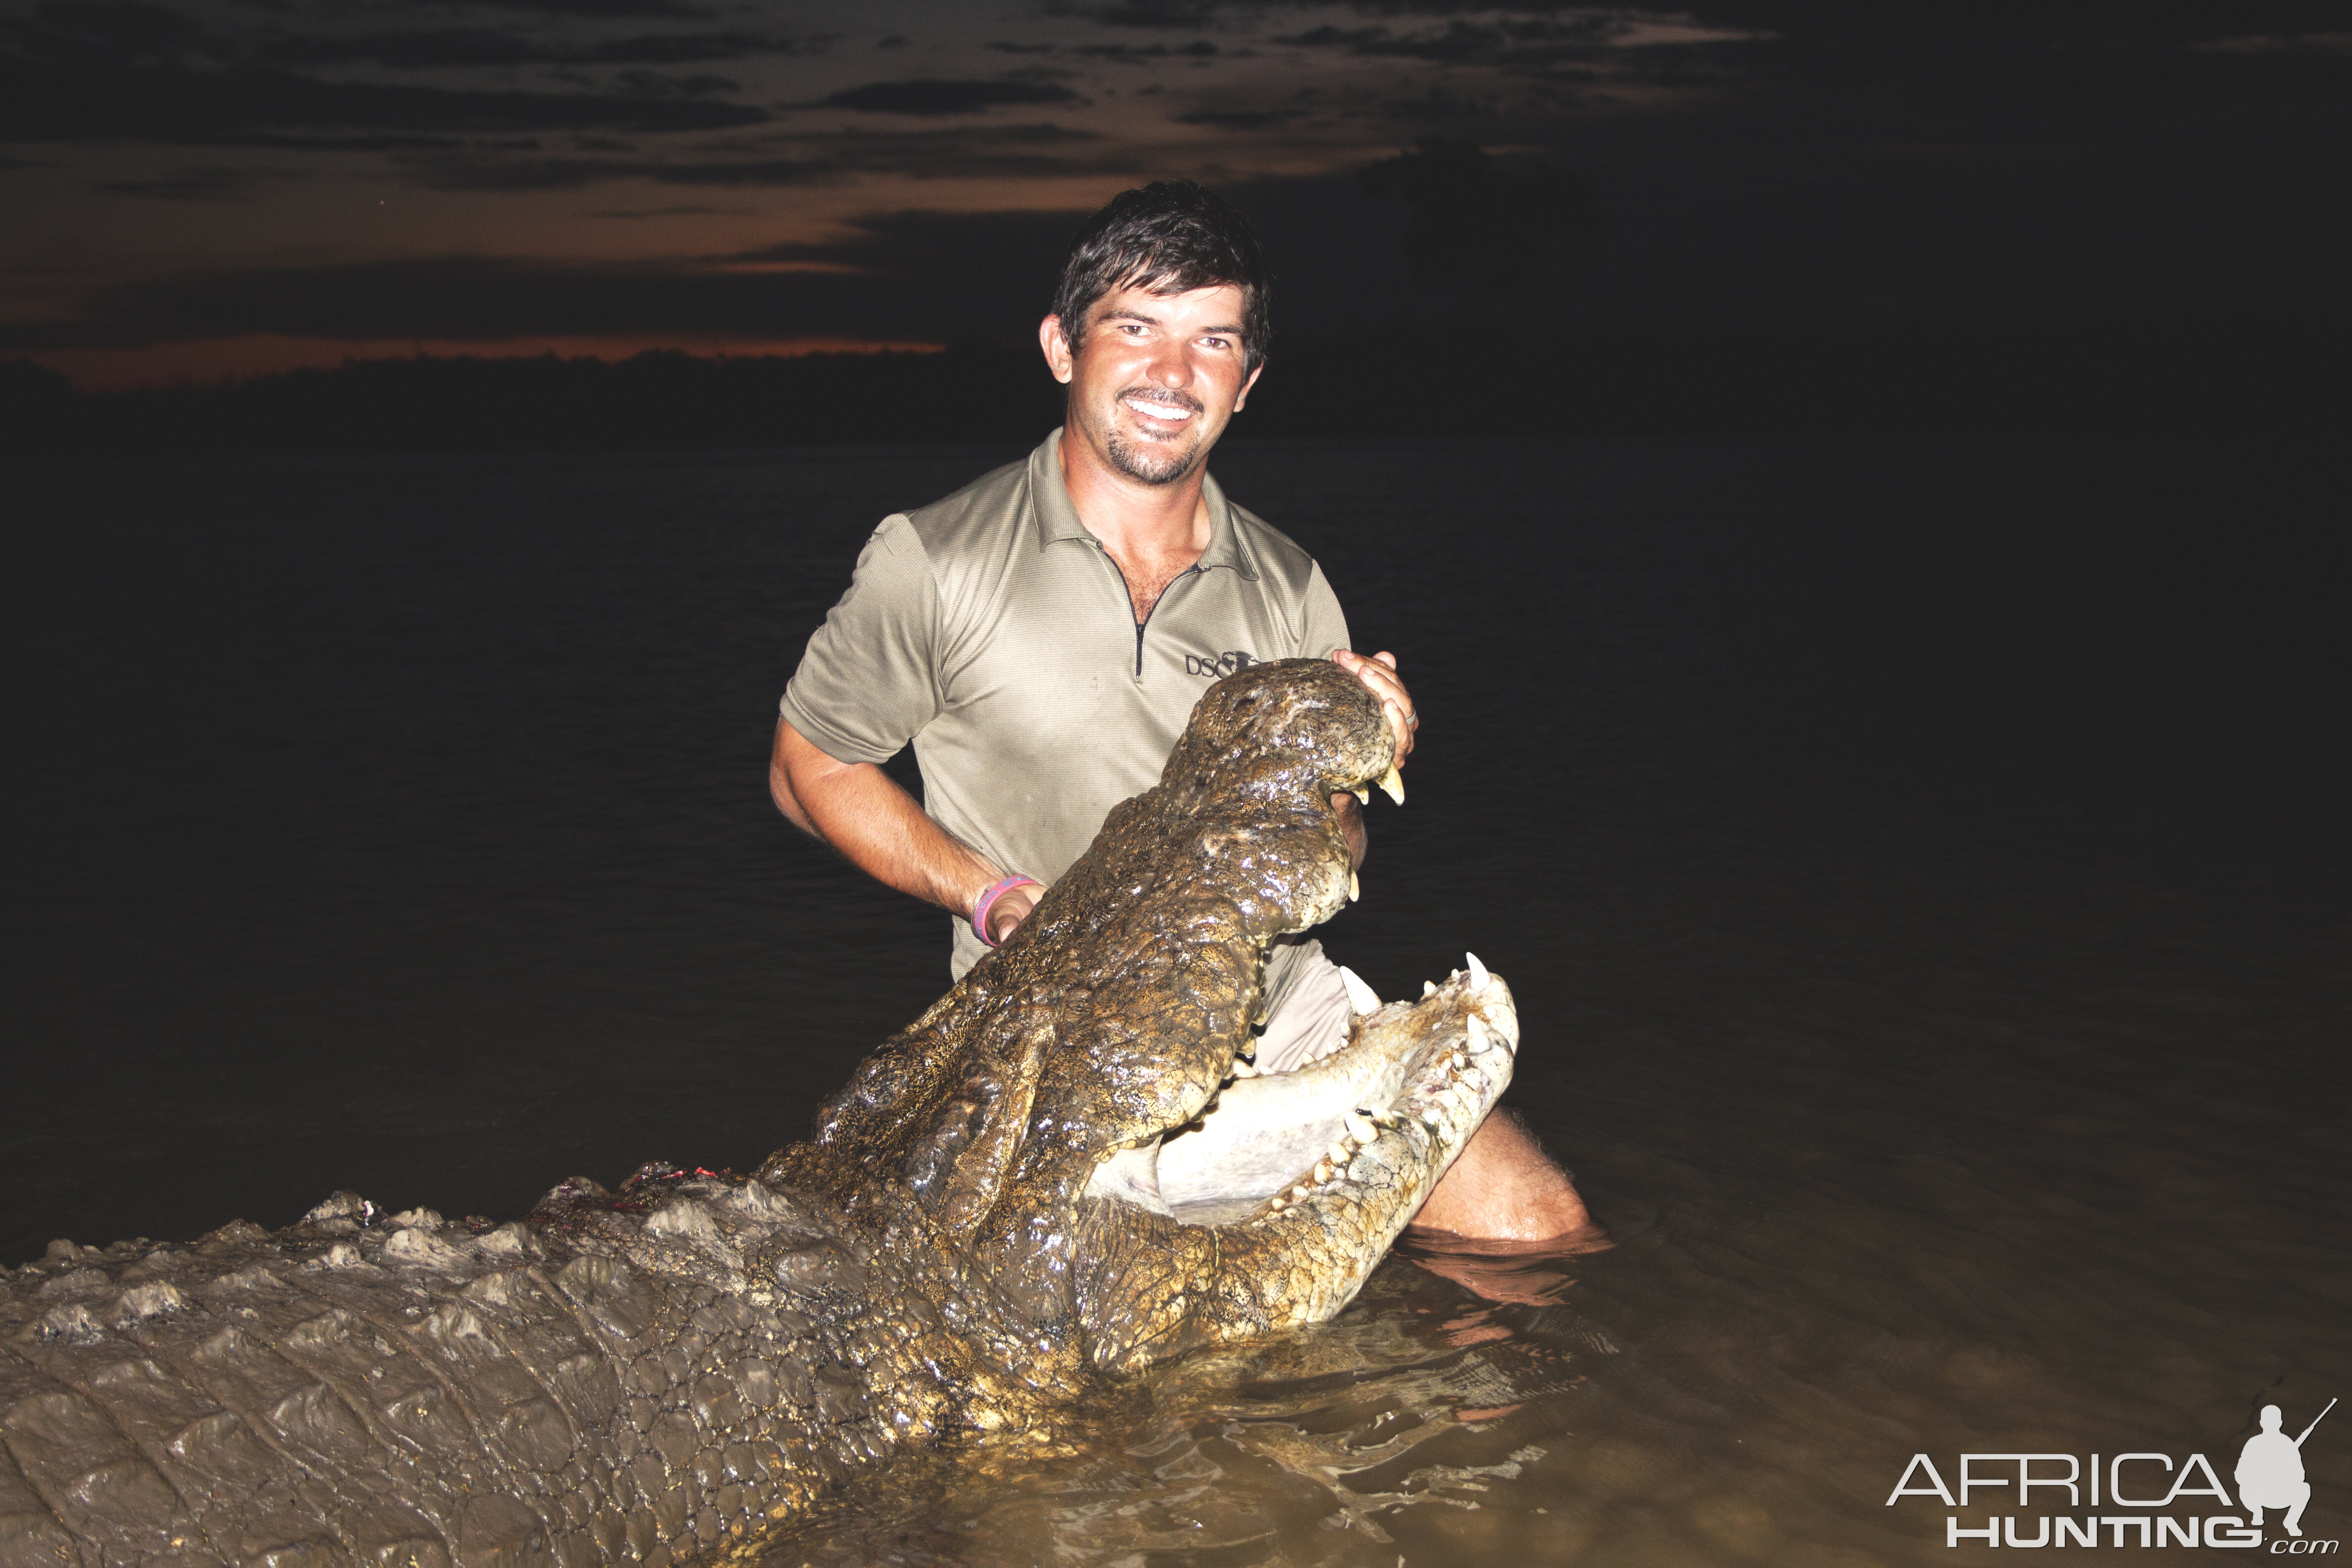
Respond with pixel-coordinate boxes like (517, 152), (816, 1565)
(1, 141), (2335, 455)
(1, 320), (2336, 457)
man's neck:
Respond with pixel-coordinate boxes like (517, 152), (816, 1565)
(1057, 425), (1215, 566)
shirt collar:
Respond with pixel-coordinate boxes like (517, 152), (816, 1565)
(1029, 426), (1260, 582)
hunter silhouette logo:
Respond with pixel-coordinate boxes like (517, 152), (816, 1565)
(1885, 1396), (2336, 1550)
(2242, 1400), (2333, 1539)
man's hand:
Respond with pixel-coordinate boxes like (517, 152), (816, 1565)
(979, 880), (1041, 944)
(1331, 648), (1416, 767)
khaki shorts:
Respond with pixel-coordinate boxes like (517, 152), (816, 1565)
(1253, 940), (1354, 1073)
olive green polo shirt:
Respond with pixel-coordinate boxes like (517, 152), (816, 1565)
(781, 427), (1352, 981)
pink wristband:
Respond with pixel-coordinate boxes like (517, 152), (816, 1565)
(972, 875), (1041, 947)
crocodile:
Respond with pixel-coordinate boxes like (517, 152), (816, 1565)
(0, 658), (1520, 1568)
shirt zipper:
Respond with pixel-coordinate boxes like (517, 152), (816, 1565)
(1095, 544), (1203, 680)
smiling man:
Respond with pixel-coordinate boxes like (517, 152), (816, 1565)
(771, 181), (1588, 1242)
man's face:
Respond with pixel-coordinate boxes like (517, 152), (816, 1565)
(1042, 281), (1262, 487)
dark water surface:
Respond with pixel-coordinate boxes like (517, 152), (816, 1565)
(4, 436), (2346, 1564)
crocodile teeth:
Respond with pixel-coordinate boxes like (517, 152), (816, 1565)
(1312, 1160), (1334, 1183)
(1338, 965), (1380, 1016)
(1466, 951), (1489, 989)
(1347, 872), (1360, 904)
(1267, 1196), (1286, 1212)
(1378, 765), (1405, 806)
(1229, 1059), (1258, 1078)
(1326, 1139), (1353, 1167)
(1352, 786), (1370, 805)
(1448, 1051), (1468, 1072)
(1420, 1106), (1445, 1127)
(1291, 1181), (1314, 1200)
(1422, 980), (1437, 997)
(1466, 1016), (1491, 1053)
(1344, 1110), (1377, 1144)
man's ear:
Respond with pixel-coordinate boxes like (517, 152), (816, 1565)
(1038, 314), (1074, 385)
(1234, 359), (1265, 412)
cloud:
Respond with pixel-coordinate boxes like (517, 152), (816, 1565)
(92, 164), (292, 201)
(0, 0), (786, 143)
(1, 207), (1099, 350)
(1, 0), (233, 66)
(817, 79), (1087, 115)
(1043, 1), (1230, 28)
(1175, 108), (1306, 128)
(1250, 2), (2352, 109)
(249, 29), (828, 71)
(473, 0), (714, 16)
(405, 123), (1124, 191)
(1051, 0), (2352, 45)
(1072, 40), (1224, 63)
(0, 57), (770, 143)
(587, 202), (748, 218)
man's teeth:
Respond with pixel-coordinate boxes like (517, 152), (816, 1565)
(1338, 965), (1380, 1016)
(1124, 397), (1194, 422)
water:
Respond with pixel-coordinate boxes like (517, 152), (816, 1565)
(3, 436), (2345, 1563)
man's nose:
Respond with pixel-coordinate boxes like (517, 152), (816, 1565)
(1146, 341), (1192, 387)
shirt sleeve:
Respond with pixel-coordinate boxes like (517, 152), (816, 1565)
(1298, 561), (1353, 659)
(778, 514), (942, 765)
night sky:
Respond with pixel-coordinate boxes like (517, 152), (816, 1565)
(5, 0), (2348, 390)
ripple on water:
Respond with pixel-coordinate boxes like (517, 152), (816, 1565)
(762, 1252), (1613, 1567)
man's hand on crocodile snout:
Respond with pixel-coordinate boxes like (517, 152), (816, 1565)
(979, 880), (1040, 944)
(1331, 648), (1416, 767)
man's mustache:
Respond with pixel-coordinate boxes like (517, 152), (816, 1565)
(1119, 389), (1205, 416)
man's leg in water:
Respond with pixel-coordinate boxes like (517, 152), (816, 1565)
(1415, 1110), (1590, 1239)
(1255, 950), (1593, 1241)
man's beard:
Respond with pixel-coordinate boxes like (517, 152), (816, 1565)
(1100, 392), (1207, 486)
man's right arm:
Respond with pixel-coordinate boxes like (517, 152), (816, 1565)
(770, 718), (1039, 941)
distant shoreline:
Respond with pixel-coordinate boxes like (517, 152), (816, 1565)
(3, 324), (2339, 455)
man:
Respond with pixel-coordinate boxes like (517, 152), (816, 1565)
(771, 181), (1587, 1242)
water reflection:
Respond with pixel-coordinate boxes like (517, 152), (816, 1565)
(769, 1246), (1609, 1568)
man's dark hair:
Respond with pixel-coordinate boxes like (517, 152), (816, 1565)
(1050, 181), (1273, 372)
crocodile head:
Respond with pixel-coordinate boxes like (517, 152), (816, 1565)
(759, 659), (1517, 1374)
